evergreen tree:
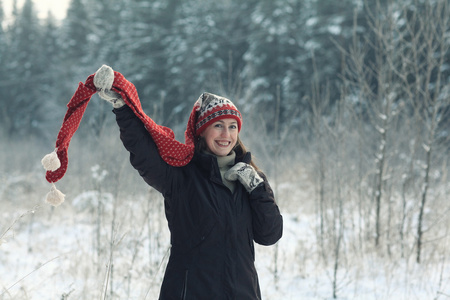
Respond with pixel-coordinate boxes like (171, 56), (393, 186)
(3, 0), (47, 137)
(39, 12), (70, 138)
(243, 0), (310, 131)
(61, 0), (91, 66)
(0, 1), (6, 83)
(304, 0), (356, 106)
(0, 0), (5, 58)
(88, 0), (125, 65)
(42, 12), (61, 67)
(0, 0), (8, 135)
(124, 0), (183, 125)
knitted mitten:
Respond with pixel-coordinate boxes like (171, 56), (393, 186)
(224, 162), (263, 193)
(93, 65), (125, 108)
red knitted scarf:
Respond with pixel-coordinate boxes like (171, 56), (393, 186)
(45, 71), (196, 184)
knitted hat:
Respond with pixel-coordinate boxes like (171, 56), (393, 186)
(192, 92), (242, 136)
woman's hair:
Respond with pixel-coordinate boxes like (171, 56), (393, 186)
(195, 136), (261, 172)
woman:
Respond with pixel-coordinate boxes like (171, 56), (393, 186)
(95, 66), (283, 299)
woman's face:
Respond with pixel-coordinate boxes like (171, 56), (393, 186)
(201, 118), (238, 157)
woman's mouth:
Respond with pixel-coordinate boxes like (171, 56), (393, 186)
(216, 141), (230, 147)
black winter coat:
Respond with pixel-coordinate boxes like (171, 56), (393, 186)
(114, 106), (283, 299)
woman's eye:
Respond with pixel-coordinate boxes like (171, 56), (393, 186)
(214, 124), (222, 128)
(229, 125), (237, 129)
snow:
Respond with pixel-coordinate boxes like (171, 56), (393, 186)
(328, 25), (342, 36)
(1, 180), (449, 299)
(422, 143), (431, 153)
(306, 17), (318, 27)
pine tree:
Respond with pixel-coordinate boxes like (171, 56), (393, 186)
(88, 0), (125, 65)
(125, 0), (183, 124)
(243, 0), (310, 132)
(0, 0), (8, 135)
(39, 11), (70, 137)
(61, 0), (91, 65)
(3, 0), (46, 137)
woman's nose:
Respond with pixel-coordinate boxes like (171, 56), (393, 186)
(221, 127), (230, 137)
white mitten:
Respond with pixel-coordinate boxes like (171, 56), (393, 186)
(224, 162), (264, 193)
(93, 65), (125, 108)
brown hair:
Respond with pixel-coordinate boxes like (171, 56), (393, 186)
(195, 135), (261, 172)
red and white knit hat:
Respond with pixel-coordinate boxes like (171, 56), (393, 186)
(192, 92), (242, 136)
(41, 67), (242, 206)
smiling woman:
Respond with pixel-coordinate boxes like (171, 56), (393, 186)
(90, 65), (283, 299)
(3, 0), (70, 20)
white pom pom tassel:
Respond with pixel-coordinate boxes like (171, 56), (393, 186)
(41, 150), (61, 171)
(46, 183), (65, 206)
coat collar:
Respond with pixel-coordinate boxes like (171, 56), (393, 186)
(192, 150), (252, 172)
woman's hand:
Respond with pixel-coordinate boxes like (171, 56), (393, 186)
(225, 162), (263, 193)
(93, 65), (125, 108)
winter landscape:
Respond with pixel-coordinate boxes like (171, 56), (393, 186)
(1, 0), (449, 299)
(1, 132), (449, 300)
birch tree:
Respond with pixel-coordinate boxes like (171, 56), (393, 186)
(394, 0), (450, 263)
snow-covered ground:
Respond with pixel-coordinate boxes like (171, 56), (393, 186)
(1, 173), (450, 299)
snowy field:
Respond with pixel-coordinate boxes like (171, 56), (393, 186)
(1, 172), (449, 300)
(1, 135), (449, 300)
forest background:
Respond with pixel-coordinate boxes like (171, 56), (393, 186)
(0, 0), (449, 299)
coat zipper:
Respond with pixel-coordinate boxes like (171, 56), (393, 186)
(181, 269), (189, 300)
